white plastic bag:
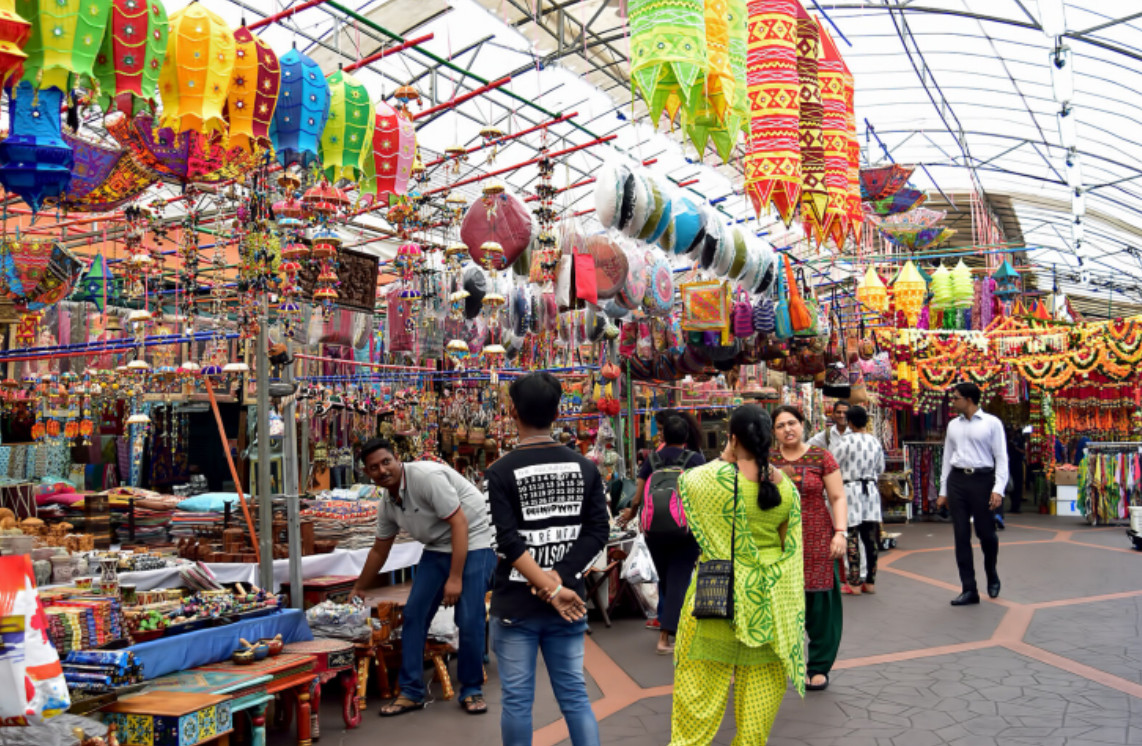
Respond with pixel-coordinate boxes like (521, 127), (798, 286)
(0, 556), (70, 725)
(621, 534), (659, 585)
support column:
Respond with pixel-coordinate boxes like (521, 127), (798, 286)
(283, 338), (303, 609)
(256, 297), (273, 590)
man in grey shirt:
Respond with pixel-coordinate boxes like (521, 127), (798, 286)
(351, 438), (496, 717)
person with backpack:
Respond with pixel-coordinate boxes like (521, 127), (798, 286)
(618, 412), (705, 654)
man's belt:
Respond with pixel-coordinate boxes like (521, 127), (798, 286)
(952, 466), (994, 475)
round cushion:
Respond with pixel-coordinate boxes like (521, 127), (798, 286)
(643, 253), (674, 317)
(585, 233), (629, 300)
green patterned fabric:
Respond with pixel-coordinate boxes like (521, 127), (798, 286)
(320, 68), (375, 183)
(628, 0), (708, 124)
(683, 0), (746, 162)
(676, 460), (806, 694)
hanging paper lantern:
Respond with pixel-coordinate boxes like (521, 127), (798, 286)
(842, 52), (863, 244)
(92, 0), (167, 116)
(855, 265), (887, 313)
(16, 0), (112, 90)
(158, 2), (235, 135)
(950, 259), (973, 309)
(745, 0), (801, 226)
(0, 0), (30, 88)
(817, 19), (850, 247)
(226, 26), (279, 152)
(683, 0), (745, 162)
(270, 46), (329, 169)
(460, 186), (536, 269)
(929, 264), (952, 311)
(74, 252), (113, 311)
(0, 82), (73, 212)
(628, 0), (707, 124)
(393, 84), (420, 114)
(796, 2), (827, 241)
(893, 260), (926, 327)
(361, 99), (415, 203)
(320, 67), (374, 183)
(992, 259), (1020, 300)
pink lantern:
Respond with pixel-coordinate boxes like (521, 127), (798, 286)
(460, 187), (536, 270)
(362, 100), (415, 203)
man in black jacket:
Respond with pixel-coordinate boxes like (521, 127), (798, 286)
(486, 372), (609, 746)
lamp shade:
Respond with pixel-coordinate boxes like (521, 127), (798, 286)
(854, 264), (887, 313)
(929, 264), (952, 310)
(627, 0), (707, 123)
(950, 259), (973, 309)
(0, 82), (73, 212)
(158, 2), (235, 135)
(892, 260), (926, 327)
(92, 0), (167, 116)
(361, 98), (415, 202)
(16, 0), (113, 90)
(270, 46), (329, 169)
(320, 67), (373, 183)
(226, 26), (279, 152)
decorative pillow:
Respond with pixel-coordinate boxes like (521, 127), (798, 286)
(177, 493), (242, 513)
(680, 280), (731, 337)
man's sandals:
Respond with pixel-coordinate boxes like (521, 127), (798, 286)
(460, 694), (488, 714)
(378, 697), (427, 717)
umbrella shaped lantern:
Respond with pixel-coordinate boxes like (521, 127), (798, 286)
(226, 26), (279, 152)
(92, 0), (168, 116)
(0, 82), (73, 212)
(15, 0), (113, 91)
(361, 98), (415, 204)
(157, 2), (235, 136)
(270, 46), (329, 169)
(319, 67), (373, 183)
(0, 0), (30, 88)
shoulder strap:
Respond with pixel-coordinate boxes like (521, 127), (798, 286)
(730, 467), (738, 561)
(649, 450), (665, 471)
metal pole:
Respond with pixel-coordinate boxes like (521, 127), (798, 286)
(282, 337), (303, 609)
(256, 297), (274, 590)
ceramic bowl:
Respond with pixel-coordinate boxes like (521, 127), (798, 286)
(232, 649), (256, 665)
(251, 643), (270, 661)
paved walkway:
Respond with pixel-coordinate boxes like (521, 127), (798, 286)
(281, 513), (1142, 745)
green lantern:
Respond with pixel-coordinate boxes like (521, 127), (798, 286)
(319, 67), (374, 183)
(16, 0), (113, 91)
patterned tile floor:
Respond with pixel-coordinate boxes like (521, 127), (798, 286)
(270, 512), (1141, 745)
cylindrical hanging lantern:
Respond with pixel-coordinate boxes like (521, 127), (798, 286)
(855, 265), (887, 313)
(319, 67), (374, 183)
(0, 82), (73, 212)
(929, 264), (952, 311)
(950, 259), (974, 309)
(158, 2), (235, 135)
(92, 0), (168, 116)
(0, 0), (29, 88)
(893, 260), (926, 327)
(270, 46), (329, 169)
(16, 0), (112, 91)
(226, 26), (279, 152)
(361, 98), (415, 202)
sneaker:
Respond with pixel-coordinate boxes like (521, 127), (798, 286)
(645, 619), (660, 630)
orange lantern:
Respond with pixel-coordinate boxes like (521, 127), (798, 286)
(158, 2), (235, 135)
(892, 260), (926, 327)
(226, 26), (279, 151)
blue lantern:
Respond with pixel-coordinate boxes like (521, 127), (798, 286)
(270, 46), (330, 170)
(992, 259), (1021, 300)
(0, 82), (73, 213)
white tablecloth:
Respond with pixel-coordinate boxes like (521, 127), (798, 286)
(116, 541), (424, 592)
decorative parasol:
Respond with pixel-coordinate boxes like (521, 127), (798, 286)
(866, 187), (926, 216)
(859, 164), (914, 202)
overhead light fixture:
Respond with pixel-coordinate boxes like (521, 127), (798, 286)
(1057, 107), (1077, 150)
(1050, 45), (1073, 104)
(1039, 0), (1066, 38)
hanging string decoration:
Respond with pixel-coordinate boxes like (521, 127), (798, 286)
(479, 124), (503, 164)
(319, 68), (374, 183)
(226, 26), (280, 152)
(745, 0), (801, 226)
(16, 0), (113, 90)
(0, 0), (30, 87)
(92, 0), (168, 117)
(361, 98), (415, 203)
(270, 46), (330, 169)
(158, 2), (235, 136)
(0, 82), (74, 212)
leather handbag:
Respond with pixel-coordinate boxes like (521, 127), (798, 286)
(692, 468), (738, 620)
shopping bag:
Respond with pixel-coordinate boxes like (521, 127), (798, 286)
(0, 555), (70, 725)
(620, 534), (659, 585)
(573, 246), (599, 305)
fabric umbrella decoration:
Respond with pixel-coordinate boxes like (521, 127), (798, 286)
(15, 0), (113, 90)
(26, 241), (82, 308)
(859, 163), (913, 201)
(361, 98), (415, 203)
(628, 0), (707, 125)
(460, 187), (536, 270)
(745, 0), (801, 226)
(92, 0), (167, 116)
(106, 109), (256, 184)
(270, 46), (329, 169)
(0, 0), (30, 88)
(796, 2), (827, 237)
(158, 2), (234, 136)
(866, 186), (925, 216)
(225, 26), (279, 152)
(0, 82), (73, 212)
(60, 128), (156, 211)
(319, 67), (373, 183)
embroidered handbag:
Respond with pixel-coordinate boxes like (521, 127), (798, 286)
(732, 289), (755, 338)
(753, 294), (776, 335)
(692, 468), (738, 620)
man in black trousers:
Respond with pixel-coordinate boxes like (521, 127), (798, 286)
(936, 382), (1009, 606)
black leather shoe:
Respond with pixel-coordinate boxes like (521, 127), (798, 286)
(950, 591), (980, 606)
(988, 579), (1001, 599)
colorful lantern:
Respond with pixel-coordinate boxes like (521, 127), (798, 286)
(893, 260), (926, 327)
(479, 124), (503, 163)
(92, 0), (167, 116)
(0, 0), (30, 88)
(16, 0), (112, 90)
(460, 186), (535, 269)
(796, 2), (827, 240)
(0, 82), (73, 212)
(628, 0), (707, 124)
(361, 98), (414, 202)
(320, 67), (374, 183)
(158, 2), (235, 135)
(855, 265), (887, 313)
(270, 46), (329, 169)
(929, 264), (952, 311)
(992, 259), (1020, 300)
(817, 18), (850, 247)
(75, 252), (113, 311)
(950, 259), (973, 309)
(226, 26), (279, 152)
(393, 84), (420, 114)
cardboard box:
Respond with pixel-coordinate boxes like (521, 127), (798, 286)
(1054, 469), (1079, 486)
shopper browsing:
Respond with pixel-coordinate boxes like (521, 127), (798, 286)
(937, 382), (1009, 606)
(351, 439), (497, 716)
(807, 400), (851, 455)
(486, 372), (609, 746)
(831, 406), (886, 595)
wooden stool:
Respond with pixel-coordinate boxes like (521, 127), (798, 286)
(282, 640), (361, 736)
(371, 601), (456, 702)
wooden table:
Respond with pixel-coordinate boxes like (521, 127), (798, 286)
(283, 639), (363, 736)
(142, 670), (276, 746)
(197, 654), (317, 746)
(102, 691), (233, 746)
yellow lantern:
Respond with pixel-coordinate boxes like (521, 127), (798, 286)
(893, 260), (926, 327)
(854, 265), (887, 313)
(159, 3), (235, 136)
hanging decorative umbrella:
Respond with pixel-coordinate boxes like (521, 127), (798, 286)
(460, 185), (536, 270)
(106, 109), (257, 183)
(15, 0), (113, 90)
(27, 241), (82, 308)
(879, 223), (956, 251)
(0, 82), (73, 212)
(157, 2), (235, 136)
(628, 0), (707, 124)
(745, 0), (801, 226)
(92, 0), (167, 116)
(361, 98), (415, 203)
(226, 26), (279, 152)
(796, 2), (827, 239)
(0, 0), (30, 87)
(270, 46), (329, 169)
(866, 187), (926, 216)
(59, 128), (156, 211)
(319, 67), (374, 183)
(859, 164), (914, 201)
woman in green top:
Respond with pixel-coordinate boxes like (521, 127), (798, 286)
(670, 404), (805, 746)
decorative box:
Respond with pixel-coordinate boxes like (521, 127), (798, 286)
(103, 691), (232, 746)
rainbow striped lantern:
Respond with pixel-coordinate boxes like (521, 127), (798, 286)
(319, 67), (374, 183)
(950, 259), (974, 309)
(0, 0), (30, 88)
(226, 26), (279, 152)
(892, 260), (926, 327)
(15, 0), (112, 90)
(361, 98), (415, 204)
(0, 82), (74, 212)
(854, 265), (887, 314)
(92, 0), (168, 116)
(157, 2), (235, 135)
(270, 46), (329, 169)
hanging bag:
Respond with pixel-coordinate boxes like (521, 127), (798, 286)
(573, 243), (599, 305)
(732, 288), (755, 338)
(774, 258), (794, 341)
(692, 467), (737, 620)
(753, 293), (776, 335)
(792, 266), (820, 337)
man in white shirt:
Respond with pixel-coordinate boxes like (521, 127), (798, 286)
(807, 400), (850, 455)
(937, 383), (1009, 606)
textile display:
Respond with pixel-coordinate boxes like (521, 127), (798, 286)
(1078, 448), (1142, 523)
(0, 556), (70, 724)
(680, 280), (732, 341)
